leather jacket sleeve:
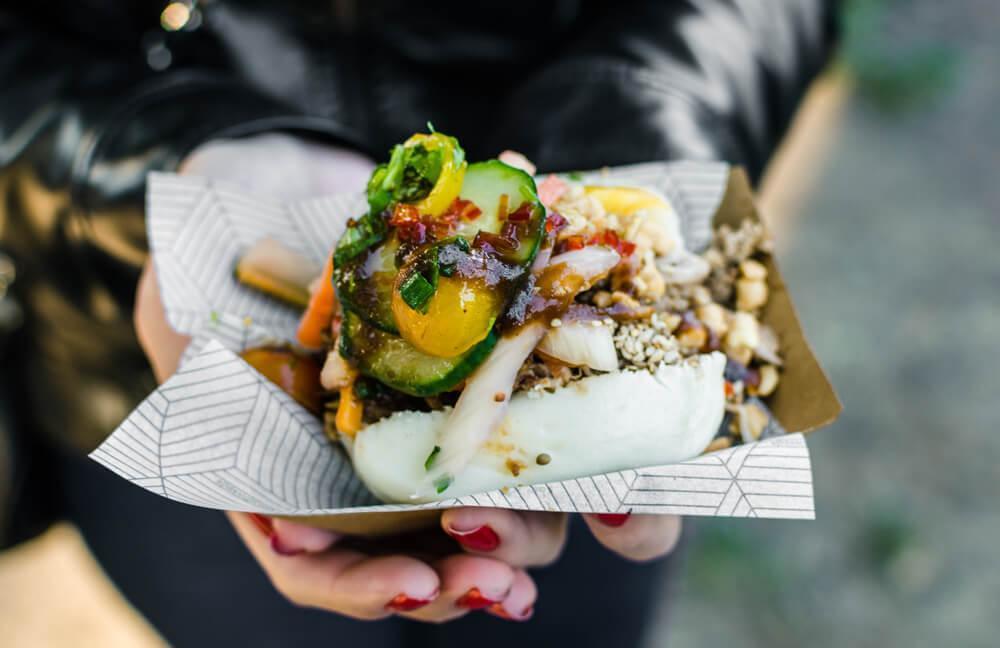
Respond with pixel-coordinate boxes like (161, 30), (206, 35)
(492, 0), (839, 181)
(0, 7), (360, 488)
(0, 7), (357, 545)
(0, 7), (362, 232)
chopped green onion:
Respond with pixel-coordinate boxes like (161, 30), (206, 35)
(424, 446), (441, 471)
(567, 171), (584, 181)
(399, 271), (436, 313)
(382, 145), (407, 190)
(426, 121), (436, 133)
(434, 474), (453, 494)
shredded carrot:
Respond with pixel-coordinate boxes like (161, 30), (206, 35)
(335, 384), (364, 437)
(296, 255), (336, 349)
(496, 194), (509, 221)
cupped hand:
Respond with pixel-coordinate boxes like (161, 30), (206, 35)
(227, 508), (566, 621)
(134, 134), (571, 622)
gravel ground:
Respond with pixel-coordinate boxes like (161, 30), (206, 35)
(649, 2), (1000, 647)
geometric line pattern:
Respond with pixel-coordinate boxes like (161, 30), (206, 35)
(146, 172), (364, 341)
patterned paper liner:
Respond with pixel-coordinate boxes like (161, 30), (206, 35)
(91, 162), (815, 520)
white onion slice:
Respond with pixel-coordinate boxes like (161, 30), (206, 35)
(320, 347), (353, 390)
(548, 245), (621, 281)
(537, 321), (619, 372)
(428, 322), (547, 487)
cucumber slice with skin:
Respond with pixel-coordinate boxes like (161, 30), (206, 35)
(455, 160), (545, 265)
(336, 160), (544, 337)
(340, 310), (498, 397)
(335, 236), (400, 333)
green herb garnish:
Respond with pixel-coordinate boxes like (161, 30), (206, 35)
(396, 145), (443, 203)
(399, 271), (437, 312)
(365, 142), (444, 213)
(434, 474), (453, 494)
(424, 446), (441, 471)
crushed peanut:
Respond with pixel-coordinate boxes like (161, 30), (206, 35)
(736, 278), (768, 312)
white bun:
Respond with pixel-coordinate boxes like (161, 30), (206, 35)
(350, 352), (727, 503)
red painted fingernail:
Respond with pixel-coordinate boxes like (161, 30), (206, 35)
(445, 524), (500, 551)
(488, 602), (533, 622)
(247, 513), (273, 537)
(385, 593), (434, 612)
(269, 533), (303, 556)
(596, 513), (631, 527)
(456, 587), (500, 610)
(487, 602), (512, 619)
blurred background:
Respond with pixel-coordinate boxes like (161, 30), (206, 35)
(1, 0), (997, 645)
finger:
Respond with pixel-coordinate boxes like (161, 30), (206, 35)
(400, 554), (517, 623)
(269, 517), (340, 555)
(582, 513), (683, 563)
(134, 260), (192, 383)
(485, 568), (536, 622)
(228, 512), (439, 620)
(440, 507), (567, 567)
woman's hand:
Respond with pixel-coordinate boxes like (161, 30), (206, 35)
(134, 134), (570, 622)
(227, 509), (565, 621)
(136, 225), (565, 623)
(583, 513), (683, 563)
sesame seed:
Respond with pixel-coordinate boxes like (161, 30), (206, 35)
(550, 318), (562, 327)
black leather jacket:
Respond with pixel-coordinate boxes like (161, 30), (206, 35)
(0, 0), (837, 538)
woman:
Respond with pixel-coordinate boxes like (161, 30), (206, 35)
(0, 1), (836, 644)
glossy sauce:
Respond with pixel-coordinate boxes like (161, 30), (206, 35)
(240, 347), (324, 415)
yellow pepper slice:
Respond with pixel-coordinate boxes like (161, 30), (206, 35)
(392, 275), (499, 358)
(403, 132), (466, 217)
(583, 185), (669, 216)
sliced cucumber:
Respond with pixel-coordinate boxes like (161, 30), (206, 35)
(334, 236), (400, 333)
(455, 160), (545, 265)
(335, 160), (544, 337)
(340, 311), (497, 397)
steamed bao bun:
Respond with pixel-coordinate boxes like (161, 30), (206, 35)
(350, 352), (726, 503)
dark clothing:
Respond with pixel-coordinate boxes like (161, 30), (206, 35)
(0, 1), (837, 644)
(60, 447), (673, 647)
